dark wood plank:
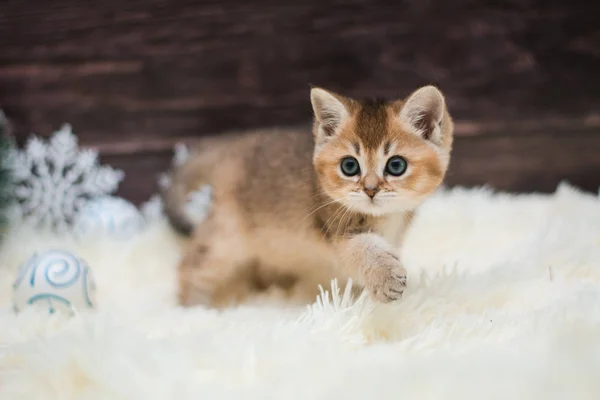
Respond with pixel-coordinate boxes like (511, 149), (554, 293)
(445, 133), (600, 193)
(101, 132), (600, 205)
(100, 150), (172, 206)
(1, 0), (599, 145)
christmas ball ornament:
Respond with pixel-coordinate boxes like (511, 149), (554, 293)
(73, 196), (145, 239)
(12, 249), (96, 314)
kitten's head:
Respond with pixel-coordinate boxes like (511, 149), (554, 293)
(310, 85), (453, 216)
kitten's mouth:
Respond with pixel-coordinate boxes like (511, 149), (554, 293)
(342, 195), (390, 216)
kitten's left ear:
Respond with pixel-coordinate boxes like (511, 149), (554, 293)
(399, 86), (446, 143)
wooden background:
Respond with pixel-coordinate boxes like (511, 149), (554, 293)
(0, 0), (599, 204)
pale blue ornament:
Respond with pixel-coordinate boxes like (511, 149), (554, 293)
(73, 196), (145, 239)
(13, 249), (96, 314)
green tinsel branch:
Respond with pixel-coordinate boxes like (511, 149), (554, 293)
(0, 111), (14, 235)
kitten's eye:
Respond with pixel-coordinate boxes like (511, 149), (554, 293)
(385, 156), (407, 176)
(340, 157), (360, 176)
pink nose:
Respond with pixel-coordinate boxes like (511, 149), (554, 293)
(364, 186), (380, 198)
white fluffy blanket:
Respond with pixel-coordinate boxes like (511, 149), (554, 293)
(1, 183), (600, 400)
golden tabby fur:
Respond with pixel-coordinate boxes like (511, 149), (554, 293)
(162, 85), (454, 307)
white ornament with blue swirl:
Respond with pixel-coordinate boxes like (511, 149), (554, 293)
(12, 249), (96, 314)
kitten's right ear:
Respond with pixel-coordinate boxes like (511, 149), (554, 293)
(310, 88), (350, 138)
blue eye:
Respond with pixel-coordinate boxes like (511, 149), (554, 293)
(340, 157), (360, 176)
(385, 156), (407, 176)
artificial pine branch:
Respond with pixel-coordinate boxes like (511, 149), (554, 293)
(0, 111), (14, 234)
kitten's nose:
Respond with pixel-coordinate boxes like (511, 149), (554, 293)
(364, 186), (380, 198)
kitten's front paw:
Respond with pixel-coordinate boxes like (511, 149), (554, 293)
(364, 252), (407, 303)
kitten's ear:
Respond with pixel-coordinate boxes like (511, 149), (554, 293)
(310, 88), (350, 138)
(399, 86), (446, 143)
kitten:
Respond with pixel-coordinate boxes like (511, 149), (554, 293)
(162, 85), (453, 307)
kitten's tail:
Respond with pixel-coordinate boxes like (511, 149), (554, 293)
(161, 153), (212, 236)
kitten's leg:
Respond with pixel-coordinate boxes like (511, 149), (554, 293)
(333, 233), (407, 303)
(178, 212), (252, 307)
(179, 242), (239, 306)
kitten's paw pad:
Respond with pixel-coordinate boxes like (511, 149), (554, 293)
(365, 255), (407, 303)
(376, 272), (407, 303)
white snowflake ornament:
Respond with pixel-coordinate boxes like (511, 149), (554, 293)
(154, 143), (212, 225)
(172, 142), (190, 167)
(184, 185), (212, 224)
(157, 142), (190, 190)
(140, 194), (164, 222)
(9, 124), (124, 233)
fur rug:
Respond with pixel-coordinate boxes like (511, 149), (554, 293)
(1, 183), (600, 400)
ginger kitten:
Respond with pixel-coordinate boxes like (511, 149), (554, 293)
(163, 85), (453, 307)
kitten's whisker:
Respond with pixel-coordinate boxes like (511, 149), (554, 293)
(341, 204), (360, 239)
(323, 197), (352, 238)
(309, 187), (330, 202)
(305, 197), (339, 216)
(311, 188), (327, 198)
(323, 203), (348, 238)
(337, 212), (350, 239)
(342, 209), (357, 239)
(335, 206), (354, 239)
(297, 198), (341, 228)
(332, 207), (346, 238)
(323, 208), (344, 237)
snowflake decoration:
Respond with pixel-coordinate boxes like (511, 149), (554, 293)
(140, 194), (164, 221)
(8, 124), (124, 232)
(157, 143), (190, 190)
(151, 142), (212, 224)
